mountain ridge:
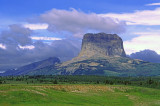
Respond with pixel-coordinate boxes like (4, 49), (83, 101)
(1, 33), (160, 76)
(1, 57), (60, 76)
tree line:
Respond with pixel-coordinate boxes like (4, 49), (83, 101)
(0, 75), (160, 89)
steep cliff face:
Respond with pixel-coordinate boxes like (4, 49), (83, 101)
(78, 33), (126, 58)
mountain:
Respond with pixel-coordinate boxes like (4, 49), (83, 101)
(2, 33), (160, 76)
(79, 33), (126, 58)
(130, 50), (160, 63)
(1, 57), (60, 76)
(25, 33), (160, 76)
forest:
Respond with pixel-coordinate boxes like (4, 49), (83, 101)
(0, 75), (159, 89)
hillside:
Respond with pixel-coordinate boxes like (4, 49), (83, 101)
(1, 57), (60, 76)
(28, 56), (160, 76)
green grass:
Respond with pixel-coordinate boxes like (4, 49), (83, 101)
(0, 84), (160, 106)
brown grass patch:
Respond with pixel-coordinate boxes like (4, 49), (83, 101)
(31, 85), (132, 94)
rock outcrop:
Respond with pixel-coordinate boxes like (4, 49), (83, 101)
(78, 33), (126, 59)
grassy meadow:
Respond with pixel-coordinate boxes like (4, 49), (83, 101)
(0, 84), (160, 106)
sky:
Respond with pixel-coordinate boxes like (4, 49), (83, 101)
(0, 0), (160, 71)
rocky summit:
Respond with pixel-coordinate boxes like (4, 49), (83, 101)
(78, 33), (126, 58)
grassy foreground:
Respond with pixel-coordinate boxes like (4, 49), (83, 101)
(0, 84), (160, 106)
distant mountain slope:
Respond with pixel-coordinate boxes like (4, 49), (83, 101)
(130, 50), (160, 63)
(1, 57), (60, 76)
(29, 56), (160, 76)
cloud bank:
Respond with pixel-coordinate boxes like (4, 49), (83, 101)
(124, 32), (160, 55)
(24, 23), (48, 30)
(146, 3), (160, 6)
(0, 24), (33, 46)
(0, 24), (81, 71)
(31, 36), (62, 41)
(100, 8), (160, 25)
(38, 8), (126, 38)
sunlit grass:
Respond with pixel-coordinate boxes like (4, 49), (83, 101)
(0, 84), (159, 106)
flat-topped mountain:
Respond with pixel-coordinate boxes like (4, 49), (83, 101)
(78, 33), (126, 58)
(55, 33), (160, 76)
(1, 33), (160, 76)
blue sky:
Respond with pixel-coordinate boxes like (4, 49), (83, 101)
(0, 0), (159, 17)
(1, 0), (160, 70)
(0, 0), (160, 50)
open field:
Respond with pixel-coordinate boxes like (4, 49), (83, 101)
(0, 84), (160, 106)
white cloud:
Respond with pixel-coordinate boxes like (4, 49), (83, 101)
(31, 36), (62, 41)
(0, 71), (5, 73)
(146, 3), (160, 6)
(0, 24), (33, 46)
(39, 8), (126, 38)
(0, 44), (6, 49)
(100, 8), (160, 25)
(24, 23), (48, 30)
(19, 45), (35, 50)
(124, 33), (160, 55)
